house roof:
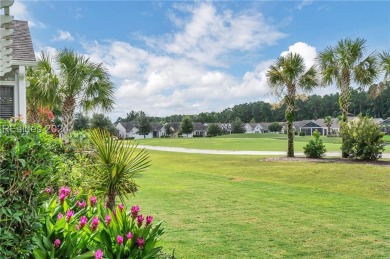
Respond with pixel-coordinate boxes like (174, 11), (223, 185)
(10, 20), (36, 63)
(314, 118), (339, 128)
(118, 122), (137, 131)
(293, 120), (311, 129)
(258, 122), (270, 130)
(193, 122), (207, 131)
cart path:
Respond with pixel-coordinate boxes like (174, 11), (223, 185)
(137, 145), (390, 158)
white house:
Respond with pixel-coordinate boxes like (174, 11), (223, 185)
(244, 123), (265, 133)
(0, 1), (36, 122)
(116, 122), (153, 139)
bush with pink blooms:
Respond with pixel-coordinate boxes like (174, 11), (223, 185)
(33, 187), (167, 258)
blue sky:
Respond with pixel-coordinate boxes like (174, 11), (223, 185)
(14, 0), (390, 119)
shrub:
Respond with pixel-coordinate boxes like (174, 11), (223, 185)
(33, 187), (165, 258)
(207, 124), (222, 137)
(299, 131), (306, 136)
(303, 130), (327, 158)
(0, 119), (66, 258)
(268, 122), (282, 133)
(340, 115), (385, 160)
(232, 118), (245, 134)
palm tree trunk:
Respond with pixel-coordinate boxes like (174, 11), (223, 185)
(339, 85), (350, 158)
(285, 91), (295, 158)
(60, 96), (76, 138)
(106, 190), (116, 211)
(27, 106), (39, 124)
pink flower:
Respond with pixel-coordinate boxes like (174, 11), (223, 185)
(105, 215), (111, 225)
(57, 213), (63, 220)
(74, 190), (79, 196)
(137, 214), (144, 227)
(94, 249), (103, 259)
(126, 232), (133, 239)
(77, 200), (86, 209)
(117, 235), (124, 245)
(54, 239), (61, 248)
(59, 186), (71, 196)
(91, 216), (99, 231)
(76, 225), (80, 230)
(113, 210), (116, 216)
(118, 204), (124, 211)
(131, 205), (140, 218)
(66, 210), (74, 222)
(59, 193), (66, 202)
(146, 216), (153, 226)
(90, 196), (97, 206)
(80, 216), (88, 228)
(137, 238), (145, 249)
(45, 187), (51, 194)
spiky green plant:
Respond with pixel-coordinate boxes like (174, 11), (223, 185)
(89, 129), (151, 210)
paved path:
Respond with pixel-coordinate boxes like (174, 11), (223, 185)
(137, 145), (390, 159)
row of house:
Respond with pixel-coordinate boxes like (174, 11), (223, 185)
(116, 117), (390, 139)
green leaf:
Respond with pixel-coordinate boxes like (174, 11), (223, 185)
(33, 249), (47, 259)
(71, 251), (94, 259)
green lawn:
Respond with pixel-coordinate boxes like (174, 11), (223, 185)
(136, 133), (390, 154)
(128, 151), (390, 258)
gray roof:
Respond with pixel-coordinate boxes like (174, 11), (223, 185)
(193, 122), (207, 131)
(118, 122), (136, 131)
(258, 122), (270, 130)
(293, 120), (311, 129)
(314, 118), (339, 128)
(10, 20), (36, 63)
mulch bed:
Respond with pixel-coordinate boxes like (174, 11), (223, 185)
(261, 157), (390, 166)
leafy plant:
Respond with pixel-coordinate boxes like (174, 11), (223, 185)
(0, 119), (66, 258)
(88, 129), (151, 210)
(33, 187), (165, 258)
(206, 124), (222, 137)
(340, 114), (385, 160)
(303, 130), (327, 158)
(268, 122), (282, 133)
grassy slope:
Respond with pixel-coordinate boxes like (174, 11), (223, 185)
(128, 151), (390, 258)
(136, 133), (389, 153)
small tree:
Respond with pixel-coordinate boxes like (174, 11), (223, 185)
(268, 122), (282, 133)
(324, 116), (333, 136)
(181, 117), (194, 137)
(340, 114), (385, 160)
(164, 123), (174, 137)
(136, 114), (152, 138)
(74, 112), (90, 131)
(90, 113), (116, 134)
(207, 124), (222, 137)
(303, 130), (327, 158)
(232, 118), (245, 133)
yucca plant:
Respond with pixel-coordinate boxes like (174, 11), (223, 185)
(89, 129), (151, 210)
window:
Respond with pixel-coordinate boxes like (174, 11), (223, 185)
(0, 86), (14, 119)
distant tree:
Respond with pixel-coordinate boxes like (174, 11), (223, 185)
(90, 113), (116, 134)
(180, 117), (194, 137)
(74, 112), (90, 131)
(164, 123), (174, 137)
(207, 124), (222, 137)
(136, 114), (152, 138)
(232, 118), (245, 133)
(267, 52), (319, 157)
(268, 122), (282, 133)
(324, 116), (333, 136)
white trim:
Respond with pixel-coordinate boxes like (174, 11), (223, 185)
(11, 60), (37, 67)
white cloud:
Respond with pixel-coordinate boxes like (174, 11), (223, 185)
(53, 30), (75, 42)
(151, 2), (285, 66)
(297, 0), (313, 10)
(11, 1), (45, 28)
(281, 42), (317, 68)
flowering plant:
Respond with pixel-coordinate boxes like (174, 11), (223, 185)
(33, 187), (164, 258)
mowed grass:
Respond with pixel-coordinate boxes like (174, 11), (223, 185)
(128, 151), (390, 258)
(137, 133), (390, 154)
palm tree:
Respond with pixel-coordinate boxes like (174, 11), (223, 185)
(317, 38), (378, 157)
(324, 116), (333, 136)
(28, 49), (114, 137)
(26, 52), (59, 124)
(89, 129), (151, 210)
(317, 38), (378, 122)
(267, 53), (319, 157)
